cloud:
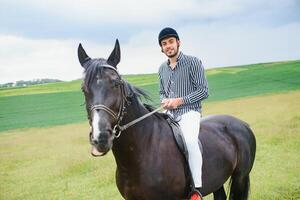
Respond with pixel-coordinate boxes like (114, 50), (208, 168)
(1, 0), (240, 24)
(0, 0), (299, 83)
(1, 20), (299, 84)
(179, 22), (300, 67)
(0, 35), (82, 83)
(1, 0), (299, 41)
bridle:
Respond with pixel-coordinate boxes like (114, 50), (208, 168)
(86, 64), (163, 139)
(88, 64), (126, 138)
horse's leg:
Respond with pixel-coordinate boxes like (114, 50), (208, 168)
(229, 174), (250, 200)
(213, 186), (227, 200)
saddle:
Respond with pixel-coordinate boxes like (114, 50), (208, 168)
(167, 117), (189, 160)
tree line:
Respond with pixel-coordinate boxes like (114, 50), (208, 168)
(0, 79), (62, 88)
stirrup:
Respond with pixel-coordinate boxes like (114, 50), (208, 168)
(189, 189), (203, 200)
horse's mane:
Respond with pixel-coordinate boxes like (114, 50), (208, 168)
(82, 59), (156, 112)
(116, 80), (168, 120)
(122, 80), (152, 105)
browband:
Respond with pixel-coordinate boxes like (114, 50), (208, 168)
(100, 64), (119, 74)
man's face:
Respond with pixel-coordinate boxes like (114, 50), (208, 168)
(161, 37), (180, 58)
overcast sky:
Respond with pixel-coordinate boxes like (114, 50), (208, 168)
(0, 0), (299, 84)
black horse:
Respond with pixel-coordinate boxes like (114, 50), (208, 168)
(77, 40), (256, 200)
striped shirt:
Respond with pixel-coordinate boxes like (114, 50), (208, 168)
(158, 51), (209, 118)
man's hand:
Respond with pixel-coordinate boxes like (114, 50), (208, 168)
(161, 98), (184, 110)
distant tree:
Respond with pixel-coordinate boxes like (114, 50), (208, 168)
(0, 82), (14, 88)
(0, 79), (63, 88)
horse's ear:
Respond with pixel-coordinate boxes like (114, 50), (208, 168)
(78, 43), (91, 68)
(107, 39), (121, 68)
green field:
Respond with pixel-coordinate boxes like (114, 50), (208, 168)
(0, 91), (299, 200)
(0, 60), (300, 200)
(1, 60), (300, 132)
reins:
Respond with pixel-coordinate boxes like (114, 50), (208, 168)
(115, 105), (164, 136)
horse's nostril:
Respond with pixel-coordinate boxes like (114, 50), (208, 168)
(92, 139), (98, 145)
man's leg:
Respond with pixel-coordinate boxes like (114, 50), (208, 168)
(178, 111), (202, 188)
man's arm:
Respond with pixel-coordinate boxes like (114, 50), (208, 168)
(182, 57), (209, 104)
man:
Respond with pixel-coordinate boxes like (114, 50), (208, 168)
(158, 27), (209, 200)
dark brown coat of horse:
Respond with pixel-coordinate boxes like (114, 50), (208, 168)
(78, 40), (256, 200)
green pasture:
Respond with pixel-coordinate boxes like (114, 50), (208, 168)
(0, 74), (159, 97)
(1, 60), (300, 132)
(206, 60), (300, 101)
(0, 91), (299, 200)
(0, 92), (86, 131)
(0, 60), (300, 199)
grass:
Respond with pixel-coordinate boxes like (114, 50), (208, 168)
(1, 60), (300, 132)
(206, 60), (300, 101)
(0, 91), (86, 131)
(1, 60), (299, 199)
(205, 91), (300, 200)
(0, 74), (159, 97)
(1, 90), (299, 199)
(0, 123), (120, 200)
(0, 80), (81, 97)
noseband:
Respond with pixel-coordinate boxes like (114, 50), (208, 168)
(91, 104), (118, 120)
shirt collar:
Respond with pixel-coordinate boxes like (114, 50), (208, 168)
(167, 51), (183, 65)
(177, 51), (183, 61)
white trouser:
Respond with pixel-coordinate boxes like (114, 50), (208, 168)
(178, 111), (202, 188)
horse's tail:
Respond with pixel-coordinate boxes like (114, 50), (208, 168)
(228, 174), (250, 200)
(226, 117), (256, 200)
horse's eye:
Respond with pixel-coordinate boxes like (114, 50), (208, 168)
(113, 80), (121, 88)
(82, 87), (87, 93)
(81, 85), (90, 94)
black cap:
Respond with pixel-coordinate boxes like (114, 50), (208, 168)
(158, 27), (179, 46)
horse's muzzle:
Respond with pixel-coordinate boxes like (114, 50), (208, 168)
(89, 131), (112, 157)
(91, 145), (107, 157)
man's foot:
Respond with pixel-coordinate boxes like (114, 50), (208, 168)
(189, 188), (203, 200)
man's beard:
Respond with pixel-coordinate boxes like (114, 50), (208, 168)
(166, 45), (179, 58)
(167, 51), (178, 58)
(166, 49), (178, 58)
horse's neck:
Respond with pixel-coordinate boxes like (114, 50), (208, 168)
(122, 101), (148, 126)
(112, 102), (156, 169)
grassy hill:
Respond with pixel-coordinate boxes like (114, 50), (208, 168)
(1, 90), (299, 200)
(0, 60), (299, 132)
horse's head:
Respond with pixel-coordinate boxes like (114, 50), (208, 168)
(78, 40), (127, 157)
